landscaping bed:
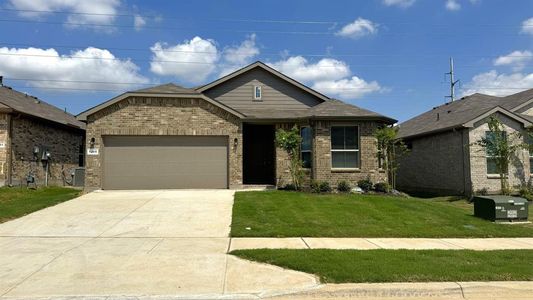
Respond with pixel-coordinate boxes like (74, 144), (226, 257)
(231, 249), (533, 283)
(0, 186), (81, 223)
(231, 190), (533, 237)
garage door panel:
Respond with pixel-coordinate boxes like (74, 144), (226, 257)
(103, 136), (228, 190)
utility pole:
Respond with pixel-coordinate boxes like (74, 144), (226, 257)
(445, 57), (459, 102)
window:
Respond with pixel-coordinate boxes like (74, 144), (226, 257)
(331, 126), (359, 169)
(527, 135), (533, 175)
(253, 85), (262, 100)
(300, 126), (312, 168)
(485, 131), (507, 175)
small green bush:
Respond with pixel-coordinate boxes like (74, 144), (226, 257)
(357, 177), (373, 192)
(282, 183), (297, 191)
(310, 181), (321, 193)
(374, 182), (391, 193)
(518, 185), (533, 201)
(337, 180), (351, 193)
(475, 188), (488, 196)
(319, 181), (332, 193)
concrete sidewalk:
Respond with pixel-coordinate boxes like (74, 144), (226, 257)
(271, 281), (533, 300)
(229, 237), (533, 251)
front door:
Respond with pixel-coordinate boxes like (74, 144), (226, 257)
(243, 124), (275, 184)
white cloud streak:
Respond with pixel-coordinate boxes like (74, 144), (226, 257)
(461, 70), (533, 96)
(522, 17), (533, 35)
(493, 50), (532, 71)
(382, 0), (416, 8)
(335, 18), (378, 39)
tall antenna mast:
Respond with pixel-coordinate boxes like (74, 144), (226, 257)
(445, 57), (459, 102)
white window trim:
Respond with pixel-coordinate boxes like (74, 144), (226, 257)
(300, 126), (312, 169)
(253, 85), (262, 101)
(330, 125), (360, 170)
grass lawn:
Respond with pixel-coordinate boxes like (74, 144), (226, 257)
(0, 186), (81, 223)
(232, 249), (533, 283)
(231, 190), (533, 237)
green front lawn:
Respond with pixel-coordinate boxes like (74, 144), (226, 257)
(231, 191), (533, 237)
(232, 249), (533, 283)
(0, 186), (81, 223)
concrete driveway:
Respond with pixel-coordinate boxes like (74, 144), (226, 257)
(0, 190), (317, 299)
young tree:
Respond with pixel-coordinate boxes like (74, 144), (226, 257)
(475, 116), (529, 195)
(374, 126), (408, 190)
(275, 126), (304, 190)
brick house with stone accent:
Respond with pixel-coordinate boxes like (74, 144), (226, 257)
(77, 61), (396, 190)
(397, 88), (533, 196)
(0, 85), (85, 187)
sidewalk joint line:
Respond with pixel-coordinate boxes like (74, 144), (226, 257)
(455, 282), (466, 299)
(301, 237), (311, 249)
(227, 238), (233, 253)
(364, 238), (383, 249)
(440, 239), (467, 249)
(146, 238), (164, 254)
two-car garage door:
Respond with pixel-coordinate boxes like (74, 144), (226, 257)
(102, 136), (228, 190)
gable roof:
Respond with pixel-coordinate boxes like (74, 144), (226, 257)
(77, 61), (395, 124)
(77, 86), (245, 121)
(398, 88), (533, 139)
(196, 61), (331, 102)
(0, 86), (85, 129)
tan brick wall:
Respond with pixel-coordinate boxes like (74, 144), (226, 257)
(9, 115), (83, 186)
(469, 113), (530, 194)
(0, 114), (8, 185)
(312, 120), (386, 187)
(396, 129), (470, 195)
(85, 96), (242, 189)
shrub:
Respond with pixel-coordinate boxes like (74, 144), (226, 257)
(319, 181), (332, 193)
(357, 177), (373, 192)
(310, 180), (321, 193)
(282, 183), (297, 191)
(374, 182), (391, 193)
(475, 188), (488, 196)
(337, 180), (351, 193)
(518, 184), (533, 201)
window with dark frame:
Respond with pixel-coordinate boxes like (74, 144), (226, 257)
(300, 126), (312, 168)
(331, 126), (360, 169)
(527, 135), (533, 174)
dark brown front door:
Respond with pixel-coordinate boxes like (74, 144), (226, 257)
(243, 124), (275, 184)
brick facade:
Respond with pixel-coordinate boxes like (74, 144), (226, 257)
(85, 96), (386, 190)
(0, 113), (84, 187)
(84, 96), (243, 190)
(398, 112), (533, 196)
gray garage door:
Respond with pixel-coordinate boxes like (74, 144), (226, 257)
(103, 136), (228, 190)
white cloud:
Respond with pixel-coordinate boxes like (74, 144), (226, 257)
(8, 0), (121, 29)
(219, 34), (260, 76)
(335, 18), (378, 39)
(133, 14), (146, 31)
(493, 50), (532, 71)
(445, 0), (461, 11)
(268, 56), (382, 99)
(0, 47), (149, 91)
(382, 0), (416, 8)
(461, 70), (533, 96)
(149, 37), (219, 84)
(268, 56), (350, 82)
(312, 77), (382, 99)
(522, 17), (533, 35)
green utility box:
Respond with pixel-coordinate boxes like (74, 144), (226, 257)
(474, 195), (529, 222)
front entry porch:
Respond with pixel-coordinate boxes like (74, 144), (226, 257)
(242, 123), (276, 185)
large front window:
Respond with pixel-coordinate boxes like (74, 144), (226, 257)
(331, 126), (359, 169)
(301, 126), (312, 168)
(486, 131), (507, 175)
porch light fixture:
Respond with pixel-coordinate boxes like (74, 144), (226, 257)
(89, 137), (96, 148)
(233, 138), (238, 149)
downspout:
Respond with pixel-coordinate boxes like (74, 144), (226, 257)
(461, 128), (470, 197)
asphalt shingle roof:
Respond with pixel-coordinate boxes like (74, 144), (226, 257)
(398, 89), (533, 139)
(0, 86), (85, 129)
(132, 83), (199, 94)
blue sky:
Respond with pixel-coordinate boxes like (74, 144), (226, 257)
(0, 0), (532, 122)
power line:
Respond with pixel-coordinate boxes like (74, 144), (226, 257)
(0, 52), (530, 69)
(2, 42), (532, 59)
(2, 8), (532, 28)
(0, 19), (527, 36)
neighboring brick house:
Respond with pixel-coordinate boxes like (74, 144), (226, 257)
(397, 89), (533, 196)
(77, 61), (396, 190)
(0, 84), (85, 187)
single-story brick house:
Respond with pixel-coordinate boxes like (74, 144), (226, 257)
(77, 61), (396, 190)
(0, 83), (85, 187)
(397, 88), (533, 196)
